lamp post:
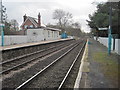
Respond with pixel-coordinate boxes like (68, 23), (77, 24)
(0, 0), (2, 23)
(0, 0), (4, 46)
(108, 2), (112, 55)
(0, 24), (4, 46)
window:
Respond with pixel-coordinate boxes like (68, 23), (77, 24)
(48, 31), (50, 37)
(30, 25), (33, 28)
(57, 32), (59, 37)
(24, 25), (28, 29)
(52, 31), (53, 37)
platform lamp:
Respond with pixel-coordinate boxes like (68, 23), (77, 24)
(0, 0), (4, 46)
(108, 2), (112, 55)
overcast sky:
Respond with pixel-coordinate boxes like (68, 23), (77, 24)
(3, 0), (108, 33)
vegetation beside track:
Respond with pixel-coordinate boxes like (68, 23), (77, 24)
(93, 52), (119, 87)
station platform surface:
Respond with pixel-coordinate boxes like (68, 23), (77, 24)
(79, 38), (119, 88)
(0, 38), (72, 51)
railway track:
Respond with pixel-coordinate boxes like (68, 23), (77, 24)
(13, 40), (86, 90)
(2, 40), (74, 61)
(0, 40), (76, 74)
(1, 40), (74, 64)
(58, 42), (85, 89)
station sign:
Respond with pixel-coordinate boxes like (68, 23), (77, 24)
(98, 28), (108, 30)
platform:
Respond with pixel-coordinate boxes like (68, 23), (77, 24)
(0, 38), (73, 51)
(76, 38), (119, 88)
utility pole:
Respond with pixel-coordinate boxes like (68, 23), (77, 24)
(0, 0), (4, 46)
(108, 2), (112, 55)
(0, 0), (2, 23)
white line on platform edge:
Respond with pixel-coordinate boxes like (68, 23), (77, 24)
(74, 39), (88, 89)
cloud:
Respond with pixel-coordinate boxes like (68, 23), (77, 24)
(3, 0), (108, 33)
(4, 2), (60, 25)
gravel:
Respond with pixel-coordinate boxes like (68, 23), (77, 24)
(2, 40), (75, 71)
(2, 40), (74, 61)
(2, 40), (79, 89)
(63, 42), (85, 88)
(21, 41), (85, 89)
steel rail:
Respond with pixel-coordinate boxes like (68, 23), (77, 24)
(0, 41), (77, 74)
(58, 42), (86, 90)
(14, 42), (80, 90)
(0, 43), (67, 65)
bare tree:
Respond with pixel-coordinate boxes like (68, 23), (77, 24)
(10, 19), (19, 31)
(53, 9), (73, 30)
(72, 22), (81, 29)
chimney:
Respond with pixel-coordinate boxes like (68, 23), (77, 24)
(23, 14), (27, 22)
(38, 13), (41, 27)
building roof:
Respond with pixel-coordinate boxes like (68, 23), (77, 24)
(21, 16), (46, 28)
(27, 27), (61, 32)
(28, 16), (38, 26)
(45, 27), (61, 31)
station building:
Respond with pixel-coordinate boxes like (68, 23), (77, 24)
(21, 13), (61, 40)
(27, 27), (61, 41)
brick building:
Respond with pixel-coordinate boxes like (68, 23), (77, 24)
(21, 13), (43, 30)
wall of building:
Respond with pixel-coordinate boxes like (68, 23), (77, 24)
(43, 30), (59, 41)
(27, 28), (60, 41)
(0, 36), (27, 45)
(0, 28), (60, 46)
(27, 28), (44, 42)
(94, 37), (120, 55)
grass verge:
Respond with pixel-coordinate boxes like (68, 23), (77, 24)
(93, 52), (119, 87)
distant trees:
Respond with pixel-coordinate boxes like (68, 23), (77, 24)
(53, 9), (73, 31)
(10, 19), (19, 31)
(47, 23), (83, 37)
(72, 22), (81, 29)
(49, 11), (85, 37)
(0, 4), (19, 35)
(51, 9), (86, 37)
(4, 19), (19, 35)
(4, 22), (11, 35)
(86, 2), (119, 37)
